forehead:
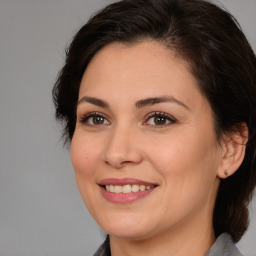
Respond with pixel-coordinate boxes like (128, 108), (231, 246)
(83, 41), (191, 81)
(79, 41), (204, 109)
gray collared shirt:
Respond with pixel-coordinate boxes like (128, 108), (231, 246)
(93, 233), (243, 256)
(206, 233), (243, 256)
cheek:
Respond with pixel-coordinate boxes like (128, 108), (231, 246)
(70, 132), (100, 197)
(70, 132), (103, 213)
(147, 128), (219, 194)
(71, 132), (100, 176)
(146, 133), (220, 224)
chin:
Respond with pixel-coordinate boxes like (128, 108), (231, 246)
(96, 213), (157, 240)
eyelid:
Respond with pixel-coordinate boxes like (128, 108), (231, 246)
(78, 111), (176, 127)
(79, 111), (111, 125)
(143, 111), (177, 126)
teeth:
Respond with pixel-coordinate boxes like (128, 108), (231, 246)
(123, 184), (132, 193)
(110, 185), (114, 193)
(132, 184), (139, 192)
(105, 184), (153, 193)
(140, 185), (145, 191)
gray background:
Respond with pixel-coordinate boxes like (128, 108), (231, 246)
(0, 0), (255, 255)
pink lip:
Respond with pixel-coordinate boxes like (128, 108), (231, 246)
(98, 178), (158, 204)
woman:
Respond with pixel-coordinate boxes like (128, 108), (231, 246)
(52, 0), (256, 255)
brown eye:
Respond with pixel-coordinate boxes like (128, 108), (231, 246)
(80, 112), (110, 126)
(92, 116), (105, 125)
(154, 116), (168, 125)
(145, 112), (176, 127)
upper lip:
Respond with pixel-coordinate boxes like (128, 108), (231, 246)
(98, 178), (158, 186)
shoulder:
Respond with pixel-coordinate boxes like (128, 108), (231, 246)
(206, 233), (243, 256)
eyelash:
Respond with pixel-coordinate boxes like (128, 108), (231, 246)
(79, 112), (110, 126)
(79, 111), (176, 127)
(143, 112), (176, 127)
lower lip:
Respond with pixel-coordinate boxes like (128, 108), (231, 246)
(100, 186), (156, 203)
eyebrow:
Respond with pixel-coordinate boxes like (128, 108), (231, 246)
(77, 95), (190, 110)
(135, 96), (190, 110)
(77, 96), (109, 108)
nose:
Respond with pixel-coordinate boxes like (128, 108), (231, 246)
(102, 125), (144, 169)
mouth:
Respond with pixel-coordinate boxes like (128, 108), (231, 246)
(103, 184), (155, 193)
(98, 178), (158, 203)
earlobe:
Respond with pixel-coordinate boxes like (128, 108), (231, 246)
(217, 123), (248, 179)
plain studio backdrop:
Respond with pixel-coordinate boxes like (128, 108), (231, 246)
(0, 0), (255, 255)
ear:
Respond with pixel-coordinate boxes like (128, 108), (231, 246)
(217, 123), (248, 179)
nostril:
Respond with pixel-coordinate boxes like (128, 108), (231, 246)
(120, 161), (132, 165)
(104, 160), (131, 168)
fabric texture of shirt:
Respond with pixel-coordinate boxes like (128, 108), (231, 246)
(92, 233), (243, 256)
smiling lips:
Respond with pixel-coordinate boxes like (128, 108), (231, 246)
(99, 178), (158, 203)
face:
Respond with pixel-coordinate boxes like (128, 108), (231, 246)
(71, 41), (223, 240)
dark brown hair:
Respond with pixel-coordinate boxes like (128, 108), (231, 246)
(52, 0), (256, 242)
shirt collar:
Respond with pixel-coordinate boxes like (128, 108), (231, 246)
(93, 233), (243, 256)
